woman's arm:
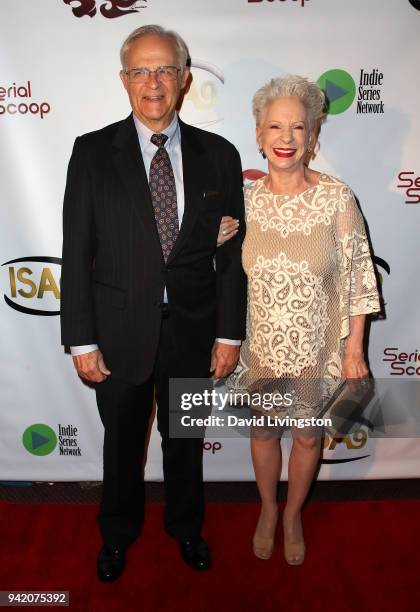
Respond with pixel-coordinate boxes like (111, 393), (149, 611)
(341, 313), (369, 379)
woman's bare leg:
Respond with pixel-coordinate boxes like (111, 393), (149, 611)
(283, 431), (321, 564)
(251, 433), (281, 558)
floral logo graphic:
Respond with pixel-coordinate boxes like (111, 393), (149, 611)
(63, 1), (147, 19)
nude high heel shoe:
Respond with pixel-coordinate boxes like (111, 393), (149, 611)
(252, 507), (278, 560)
(282, 511), (305, 566)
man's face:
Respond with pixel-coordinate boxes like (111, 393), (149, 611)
(120, 34), (189, 132)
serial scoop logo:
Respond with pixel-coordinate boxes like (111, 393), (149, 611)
(2, 256), (61, 316)
(383, 348), (420, 376)
(22, 424), (83, 457)
(203, 441), (222, 454)
(0, 81), (51, 120)
(397, 171), (420, 204)
(63, 0), (147, 18)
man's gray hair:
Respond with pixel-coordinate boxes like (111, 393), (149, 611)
(252, 75), (325, 131)
(120, 24), (190, 71)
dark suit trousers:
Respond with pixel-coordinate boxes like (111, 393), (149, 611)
(95, 314), (205, 548)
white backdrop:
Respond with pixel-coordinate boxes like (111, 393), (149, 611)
(1, 0), (419, 480)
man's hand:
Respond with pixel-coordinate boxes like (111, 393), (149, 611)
(72, 349), (111, 383)
(210, 341), (240, 379)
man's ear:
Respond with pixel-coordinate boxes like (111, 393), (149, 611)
(119, 70), (128, 91)
(181, 67), (191, 90)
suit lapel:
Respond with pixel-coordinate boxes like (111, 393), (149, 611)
(111, 115), (205, 264)
(167, 119), (205, 263)
(112, 115), (162, 250)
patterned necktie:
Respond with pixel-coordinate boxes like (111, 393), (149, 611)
(149, 133), (179, 262)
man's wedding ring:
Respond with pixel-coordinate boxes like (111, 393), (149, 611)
(222, 229), (228, 236)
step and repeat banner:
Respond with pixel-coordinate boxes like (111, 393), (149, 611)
(1, 0), (419, 481)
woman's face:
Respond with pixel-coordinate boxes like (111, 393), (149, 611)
(256, 96), (311, 173)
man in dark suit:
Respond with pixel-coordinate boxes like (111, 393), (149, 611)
(60, 25), (246, 581)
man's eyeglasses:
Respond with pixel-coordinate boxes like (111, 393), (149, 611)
(124, 66), (181, 83)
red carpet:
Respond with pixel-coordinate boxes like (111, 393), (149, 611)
(1, 500), (419, 612)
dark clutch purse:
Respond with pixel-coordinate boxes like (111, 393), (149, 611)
(319, 378), (376, 436)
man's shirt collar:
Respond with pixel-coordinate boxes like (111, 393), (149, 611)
(133, 113), (179, 152)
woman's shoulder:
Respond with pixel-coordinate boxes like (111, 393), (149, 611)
(318, 174), (363, 227)
(319, 172), (354, 197)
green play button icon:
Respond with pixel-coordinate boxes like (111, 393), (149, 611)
(325, 80), (348, 104)
(22, 424), (57, 456)
(32, 431), (50, 450)
(317, 69), (356, 114)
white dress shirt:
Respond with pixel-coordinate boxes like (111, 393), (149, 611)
(70, 113), (240, 356)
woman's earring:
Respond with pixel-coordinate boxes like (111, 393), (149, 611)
(259, 148), (266, 159)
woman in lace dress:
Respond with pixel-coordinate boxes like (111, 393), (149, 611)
(221, 75), (380, 565)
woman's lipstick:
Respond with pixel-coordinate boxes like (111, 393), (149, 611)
(273, 148), (296, 158)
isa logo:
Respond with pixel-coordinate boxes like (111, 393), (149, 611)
(2, 256), (61, 316)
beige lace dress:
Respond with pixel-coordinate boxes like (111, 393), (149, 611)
(227, 173), (381, 418)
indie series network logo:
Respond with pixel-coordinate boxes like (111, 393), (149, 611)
(22, 424), (57, 456)
(317, 69), (356, 115)
(22, 424), (83, 456)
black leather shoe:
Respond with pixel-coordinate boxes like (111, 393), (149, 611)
(179, 537), (211, 571)
(97, 546), (126, 582)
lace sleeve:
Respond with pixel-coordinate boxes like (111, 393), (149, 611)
(334, 185), (380, 339)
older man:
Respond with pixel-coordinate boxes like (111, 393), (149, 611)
(60, 25), (246, 581)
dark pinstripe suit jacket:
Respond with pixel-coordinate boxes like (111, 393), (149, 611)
(60, 114), (247, 384)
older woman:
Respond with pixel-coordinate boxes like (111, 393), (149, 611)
(222, 75), (380, 564)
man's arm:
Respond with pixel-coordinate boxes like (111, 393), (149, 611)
(70, 344), (99, 356)
(61, 136), (96, 346)
(213, 145), (247, 378)
(61, 138), (111, 383)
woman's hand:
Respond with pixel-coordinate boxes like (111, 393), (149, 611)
(342, 315), (369, 391)
(341, 350), (369, 392)
(341, 351), (369, 379)
(217, 216), (239, 246)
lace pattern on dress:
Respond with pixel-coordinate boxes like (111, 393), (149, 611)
(247, 253), (330, 377)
